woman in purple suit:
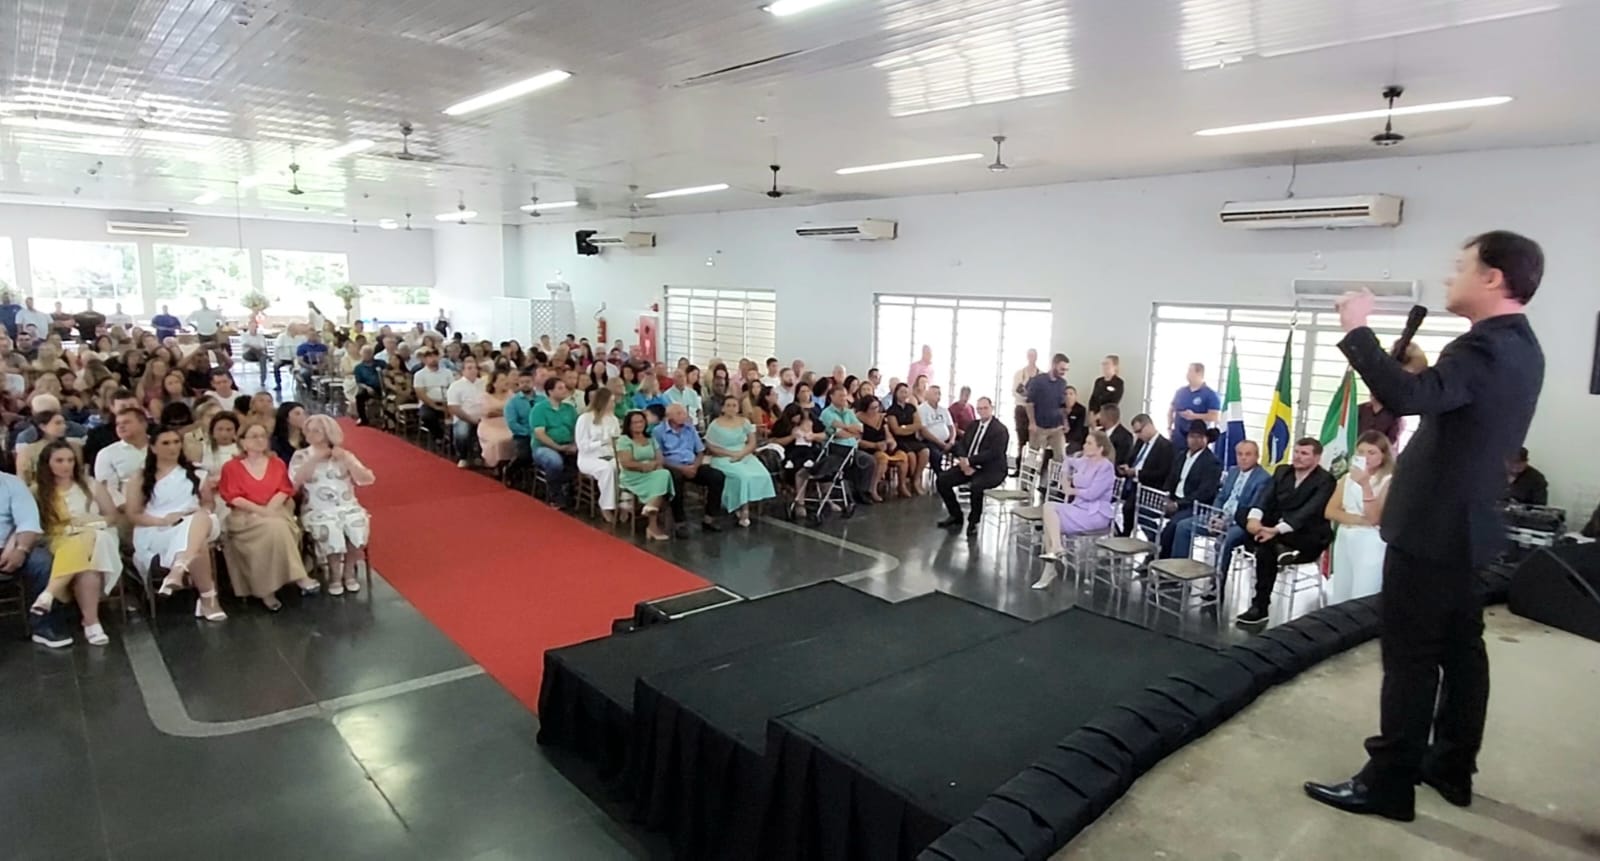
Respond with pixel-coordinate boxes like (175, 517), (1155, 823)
(1033, 429), (1118, 589)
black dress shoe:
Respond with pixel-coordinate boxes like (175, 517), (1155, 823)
(936, 517), (963, 530)
(701, 519), (723, 533)
(1234, 605), (1269, 628)
(1303, 778), (1414, 822)
(1418, 769), (1472, 807)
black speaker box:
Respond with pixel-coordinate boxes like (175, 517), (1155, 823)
(1508, 543), (1600, 643)
(575, 229), (600, 256)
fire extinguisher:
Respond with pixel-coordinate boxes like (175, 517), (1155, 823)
(595, 303), (608, 344)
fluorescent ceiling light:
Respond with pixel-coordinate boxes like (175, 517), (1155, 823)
(0, 116), (214, 146)
(192, 191), (222, 205)
(443, 70), (572, 116)
(644, 183), (729, 200)
(764, 0), (848, 17)
(1195, 96), (1512, 136)
(322, 138), (375, 159)
(835, 153), (984, 175)
(435, 210), (479, 221)
(520, 200), (579, 212)
(378, 218), (399, 230)
(237, 174), (270, 189)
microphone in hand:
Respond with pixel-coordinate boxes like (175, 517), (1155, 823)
(1391, 304), (1429, 361)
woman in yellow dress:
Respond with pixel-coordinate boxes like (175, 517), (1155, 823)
(27, 440), (123, 646)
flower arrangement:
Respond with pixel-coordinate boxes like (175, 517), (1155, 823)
(241, 290), (269, 314)
(333, 283), (362, 304)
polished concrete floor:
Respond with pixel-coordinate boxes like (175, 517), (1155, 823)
(5, 423), (1592, 860)
(1059, 607), (1600, 861)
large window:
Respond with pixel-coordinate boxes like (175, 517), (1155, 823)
(261, 249), (349, 319)
(663, 287), (777, 367)
(28, 239), (141, 306)
(360, 285), (435, 327)
(0, 239), (14, 297)
(152, 244), (251, 316)
(873, 294), (1052, 417)
(1144, 304), (1469, 442)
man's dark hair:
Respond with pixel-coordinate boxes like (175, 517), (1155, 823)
(209, 366), (231, 380)
(1100, 404), (1121, 421)
(110, 388), (136, 404)
(867, 367), (879, 376)
(115, 406), (146, 421)
(1466, 230), (1543, 304)
(766, 356), (778, 366)
(1189, 362), (1206, 375)
(1131, 413), (1153, 428)
(1296, 437), (1323, 455)
(1052, 353), (1070, 365)
(1516, 446), (1530, 463)
(543, 376), (561, 394)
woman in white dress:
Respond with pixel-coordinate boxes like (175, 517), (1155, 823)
(198, 411), (241, 535)
(573, 386), (621, 523)
(1325, 430), (1395, 605)
(127, 427), (226, 621)
(289, 414), (375, 596)
(27, 441), (123, 645)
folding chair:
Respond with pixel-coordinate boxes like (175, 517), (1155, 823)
(1274, 551), (1328, 619)
(1011, 460), (1065, 553)
(987, 446), (1038, 506)
(1090, 484), (1168, 598)
(1146, 501), (1225, 621)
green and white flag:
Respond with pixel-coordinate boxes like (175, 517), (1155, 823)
(1319, 369), (1360, 479)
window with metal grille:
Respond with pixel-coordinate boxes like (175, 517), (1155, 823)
(663, 286), (777, 368)
(1144, 304), (1470, 446)
(873, 294), (1053, 418)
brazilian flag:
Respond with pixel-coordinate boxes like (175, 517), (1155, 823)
(1263, 333), (1294, 468)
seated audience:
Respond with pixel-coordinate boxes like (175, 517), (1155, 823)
(446, 356), (486, 467)
(1165, 440), (1269, 571)
(917, 384), (958, 473)
(17, 410), (82, 486)
(247, 390), (276, 426)
(631, 373), (668, 412)
(948, 385), (975, 431)
(201, 367), (237, 411)
(1064, 385), (1089, 453)
(885, 383), (930, 493)
(1117, 414), (1173, 537)
(295, 330), (330, 392)
(477, 368), (519, 469)
(654, 404), (727, 537)
(1032, 429), (1119, 588)
(197, 411), (241, 530)
(1325, 432), (1395, 604)
(353, 345), (383, 425)
(934, 397), (1010, 537)
(1155, 423), (1223, 558)
(290, 415), (375, 596)
(704, 394), (777, 527)
(28, 440), (122, 645)
(530, 376), (581, 509)
(616, 410), (673, 540)
(83, 389), (141, 467)
(1097, 404), (1134, 466)
(1236, 438), (1337, 629)
(219, 421), (318, 611)
(0, 467), (68, 647)
(411, 348), (454, 439)
(93, 407), (152, 510)
(816, 385), (876, 501)
(241, 321), (269, 388)
(575, 387), (622, 522)
(1503, 446), (1548, 506)
(271, 401), (307, 464)
(858, 397), (908, 502)
(127, 427), (226, 620)
(665, 369), (703, 425)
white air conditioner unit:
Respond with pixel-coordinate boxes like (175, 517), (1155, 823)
(106, 219), (189, 238)
(1292, 278), (1420, 307)
(1219, 194), (1403, 230)
(795, 218), (897, 241)
(588, 231), (655, 249)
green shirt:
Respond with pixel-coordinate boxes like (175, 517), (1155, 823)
(530, 398), (578, 449)
(819, 405), (862, 448)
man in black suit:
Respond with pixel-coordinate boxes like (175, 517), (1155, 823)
(1116, 413), (1173, 536)
(1306, 231), (1546, 822)
(936, 397), (1010, 538)
(1503, 446), (1549, 506)
(1235, 437), (1336, 628)
(1097, 404), (1134, 467)
(1157, 422), (1223, 557)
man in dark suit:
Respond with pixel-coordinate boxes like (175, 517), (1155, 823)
(1306, 231), (1546, 822)
(1164, 439), (1272, 568)
(1503, 446), (1548, 506)
(1156, 423), (1223, 557)
(1097, 404), (1134, 467)
(936, 396), (1010, 538)
(1116, 414), (1173, 536)
(1235, 437), (1336, 628)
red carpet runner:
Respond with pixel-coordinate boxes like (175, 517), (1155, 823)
(342, 423), (707, 710)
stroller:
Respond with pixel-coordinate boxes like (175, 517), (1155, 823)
(786, 439), (860, 525)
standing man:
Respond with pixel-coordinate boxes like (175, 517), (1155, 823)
(907, 345), (935, 392)
(1089, 354), (1125, 414)
(934, 397), (1009, 538)
(1235, 438), (1335, 628)
(1167, 363), (1221, 446)
(188, 298), (224, 344)
(73, 299), (106, 342)
(151, 304), (182, 341)
(0, 291), (19, 340)
(16, 297), (51, 343)
(1305, 231), (1546, 821)
(1011, 349), (1040, 467)
(107, 302), (135, 330)
(1023, 353), (1070, 473)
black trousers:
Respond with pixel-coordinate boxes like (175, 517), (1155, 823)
(1013, 405), (1030, 452)
(1248, 530), (1327, 610)
(355, 389), (375, 425)
(668, 465), (726, 522)
(273, 358), (294, 390)
(1357, 546), (1488, 797)
(936, 468), (1005, 525)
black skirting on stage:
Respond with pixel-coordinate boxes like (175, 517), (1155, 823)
(630, 592), (1024, 860)
(536, 582), (891, 776)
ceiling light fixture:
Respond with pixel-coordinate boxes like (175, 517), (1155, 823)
(1195, 95), (1512, 136)
(378, 218), (399, 230)
(0, 116), (214, 146)
(835, 152), (984, 175)
(644, 183), (730, 200)
(192, 191), (222, 205)
(764, 0), (849, 17)
(322, 138), (375, 159)
(442, 70), (573, 116)
(520, 199), (579, 212)
(435, 209), (478, 222)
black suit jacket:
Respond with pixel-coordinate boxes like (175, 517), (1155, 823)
(1106, 424), (1134, 466)
(957, 417), (1010, 483)
(1340, 315), (1544, 566)
(1130, 435), (1174, 490)
(1256, 465), (1337, 549)
(1165, 448), (1222, 508)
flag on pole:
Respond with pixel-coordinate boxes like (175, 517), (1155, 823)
(1215, 342), (1246, 470)
(1319, 369), (1361, 479)
(1262, 333), (1295, 468)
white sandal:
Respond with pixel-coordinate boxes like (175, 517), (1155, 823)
(343, 576), (361, 593)
(194, 590), (228, 622)
(158, 561), (190, 596)
(30, 591), (56, 616)
(84, 623), (110, 646)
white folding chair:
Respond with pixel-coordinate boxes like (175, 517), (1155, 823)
(1147, 501), (1225, 621)
(1011, 460), (1065, 551)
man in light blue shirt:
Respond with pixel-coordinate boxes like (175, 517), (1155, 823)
(664, 369), (704, 425)
(652, 404), (725, 537)
(1164, 439), (1268, 569)
(0, 473), (68, 647)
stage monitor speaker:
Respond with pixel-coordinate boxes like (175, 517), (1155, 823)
(1507, 543), (1600, 643)
(575, 229), (600, 256)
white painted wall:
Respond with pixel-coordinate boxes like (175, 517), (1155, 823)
(523, 144), (1600, 512)
(0, 202), (434, 316)
(431, 222), (506, 342)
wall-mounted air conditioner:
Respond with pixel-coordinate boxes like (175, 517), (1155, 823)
(795, 219), (897, 241)
(1219, 194), (1403, 230)
(1292, 278), (1420, 307)
(588, 231), (656, 249)
(106, 219), (189, 238)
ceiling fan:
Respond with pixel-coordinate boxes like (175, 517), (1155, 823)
(1321, 85), (1475, 149)
(988, 135), (1009, 172)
